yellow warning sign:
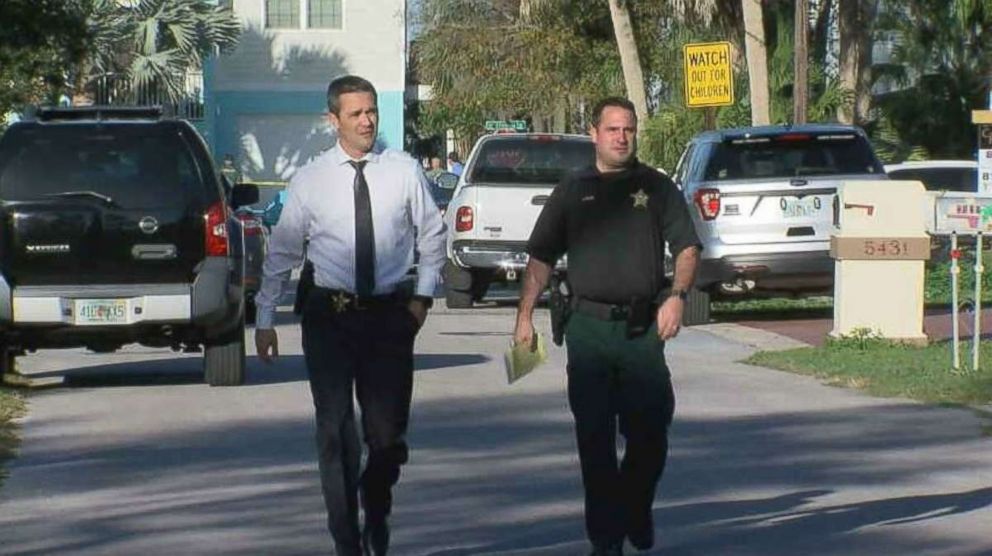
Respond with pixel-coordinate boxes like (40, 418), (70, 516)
(683, 42), (735, 108)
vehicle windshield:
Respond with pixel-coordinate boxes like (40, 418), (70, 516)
(468, 137), (594, 186)
(0, 124), (198, 209)
(888, 167), (976, 192)
(703, 134), (885, 181)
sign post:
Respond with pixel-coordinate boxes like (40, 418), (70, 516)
(682, 42), (735, 109)
(975, 111), (992, 194)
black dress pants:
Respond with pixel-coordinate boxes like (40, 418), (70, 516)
(301, 293), (418, 555)
(564, 312), (676, 548)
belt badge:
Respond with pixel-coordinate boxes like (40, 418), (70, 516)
(331, 291), (351, 313)
(631, 189), (649, 209)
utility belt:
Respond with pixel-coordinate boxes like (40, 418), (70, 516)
(572, 297), (658, 339)
(310, 286), (409, 313)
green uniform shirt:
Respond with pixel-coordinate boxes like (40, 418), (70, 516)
(527, 161), (701, 304)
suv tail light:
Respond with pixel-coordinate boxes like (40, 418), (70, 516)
(455, 206), (474, 232)
(237, 212), (264, 236)
(693, 188), (721, 221)
(205, 201), (229, 256)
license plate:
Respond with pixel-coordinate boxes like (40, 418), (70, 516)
(781, 197), (822, 218)
(74, 299), (129, 325)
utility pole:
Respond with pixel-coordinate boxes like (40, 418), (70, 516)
(794, 0), (809, 124)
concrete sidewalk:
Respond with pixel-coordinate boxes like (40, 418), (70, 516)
(0, 307), (989, 555)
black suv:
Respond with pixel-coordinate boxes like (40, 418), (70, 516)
(0, 106), (258, 385)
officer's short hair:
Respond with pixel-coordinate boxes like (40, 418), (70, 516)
(327, 75), (378, 115)
(590, 97), (637, 128)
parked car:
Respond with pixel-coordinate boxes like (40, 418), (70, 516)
(443, 133), (595, 307)
(0, 106), (258, 385)
(672, 124), (888, 324)
(885, 160), (978, 192)
(223, 178), (268, 326)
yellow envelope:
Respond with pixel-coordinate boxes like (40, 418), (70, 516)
(504, 333), (548, 384)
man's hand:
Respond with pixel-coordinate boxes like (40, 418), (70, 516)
(255, 328), (279, 363)
(513, 316), (535, 349)
(656, 296), (684, 341)
(407, 299), (428, 330)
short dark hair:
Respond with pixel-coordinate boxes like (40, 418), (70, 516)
(447, 151), (460, 162)
(326, 75), (378, 115)
(590, 96), (637, 128)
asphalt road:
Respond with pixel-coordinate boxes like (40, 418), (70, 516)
(0, 303), (989, 555)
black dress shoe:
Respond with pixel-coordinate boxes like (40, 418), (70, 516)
(588, 543), (623, 556)
(361, 517), (389, 556)
(627, 520), (654, 550)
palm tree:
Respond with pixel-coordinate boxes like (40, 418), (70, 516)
(837, 0), (879, 125)
(742, 0), (770, 125)
(607, 0), (649, 128)
(75, 0), (240, 104)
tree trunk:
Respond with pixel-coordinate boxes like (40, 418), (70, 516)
(742, 0), (770, 125)
(794, 0), (810, 124)
(607, 0), (649, 130)
(837, 0), (877, 125)
(811, 0), (834, 66)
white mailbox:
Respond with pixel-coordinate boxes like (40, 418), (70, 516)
(830, 180), (931, 343)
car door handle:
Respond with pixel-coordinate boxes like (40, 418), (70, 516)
(532, 195), (550, 205)
(131, 244), (177, 260)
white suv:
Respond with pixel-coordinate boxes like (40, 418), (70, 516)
(442, 133), (594, 307)
(672, 124), (889, 324)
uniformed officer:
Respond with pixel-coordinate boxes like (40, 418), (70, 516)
(255, 75), (446, 556)
(513, 97), (701, 556)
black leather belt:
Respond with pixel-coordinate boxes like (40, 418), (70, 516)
(311, 286), (406, 313)
(572, 298), (636, 321)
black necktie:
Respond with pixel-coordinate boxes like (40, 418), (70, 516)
(348, 160), (375, 297)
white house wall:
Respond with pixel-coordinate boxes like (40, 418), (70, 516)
(206, 0), (406, 182)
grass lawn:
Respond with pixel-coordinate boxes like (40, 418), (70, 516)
(0, 387), (26, 489)
(746, 338), (992, 407)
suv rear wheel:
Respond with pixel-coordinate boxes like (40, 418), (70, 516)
(204, 318), (246, 386)
(682, 287), (711, 326)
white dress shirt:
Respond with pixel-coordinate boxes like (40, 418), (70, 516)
(254, 142), (447, 329)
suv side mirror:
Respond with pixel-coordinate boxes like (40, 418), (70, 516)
(231, 183), (259, 209)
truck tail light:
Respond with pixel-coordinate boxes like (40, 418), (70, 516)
(455, 206), (474, 232)
(237, 212), (263, 236)
(694, 188), (721, 221)
(205, 201), (229, 256)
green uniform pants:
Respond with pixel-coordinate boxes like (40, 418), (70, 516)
(564, 311), (676, 548)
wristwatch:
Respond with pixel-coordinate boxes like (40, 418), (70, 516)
(669, 288), (688, 301)
(413, 295), (434, 309)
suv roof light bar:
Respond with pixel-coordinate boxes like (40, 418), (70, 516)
(33, 105), (172, 122)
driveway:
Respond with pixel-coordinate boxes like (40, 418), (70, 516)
(0, 305), (989, 555)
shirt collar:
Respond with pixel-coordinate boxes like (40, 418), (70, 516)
(331, 141), (383, 166)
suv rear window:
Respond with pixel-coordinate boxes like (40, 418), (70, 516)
(703, 133), (884, 181)
(469, 136), (594, 186)
(0, 124), (199, 209)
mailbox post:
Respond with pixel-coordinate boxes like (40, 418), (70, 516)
(830, 180), (931, 343)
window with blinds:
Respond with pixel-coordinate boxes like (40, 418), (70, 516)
(308, 0), (342, 29)
(265, 0), (300, 29)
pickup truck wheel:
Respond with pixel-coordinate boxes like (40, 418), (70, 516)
(443, 260), (474, 308)
(470, 270), (494, 301)
(204, 319), (246, 386)
(682, 287), (711, 326)
(445, 288), (474, 309)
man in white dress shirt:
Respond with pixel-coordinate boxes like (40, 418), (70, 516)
(254, 75), (446, 556)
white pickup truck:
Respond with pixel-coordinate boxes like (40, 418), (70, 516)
(441, 133), (595, 307)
